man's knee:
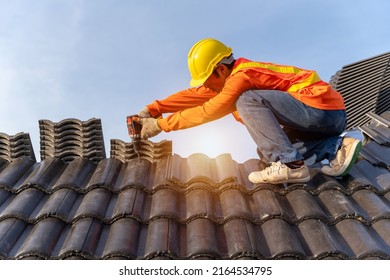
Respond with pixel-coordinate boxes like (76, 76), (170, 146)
(236, 90), (267, 112)
(237, 90), (257, 110)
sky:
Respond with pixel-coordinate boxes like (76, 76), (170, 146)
(1, 0), (390, 163)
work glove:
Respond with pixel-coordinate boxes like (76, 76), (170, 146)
(138, 107), (152, 118)
(139, 117), (162, 139)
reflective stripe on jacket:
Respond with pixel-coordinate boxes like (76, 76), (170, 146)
(147, 58), (345, 132)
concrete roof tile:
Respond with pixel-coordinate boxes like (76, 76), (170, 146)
(297, 219), (348, 259)
(335, 219), (390, 258)
(261, 219), (305, 259)
(286, 189), (327, 221)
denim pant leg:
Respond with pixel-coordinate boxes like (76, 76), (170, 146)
(236, 90), (347, 164)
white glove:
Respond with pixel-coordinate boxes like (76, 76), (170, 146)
(138, 107), (152, 118)
(139, 117), (162, 139)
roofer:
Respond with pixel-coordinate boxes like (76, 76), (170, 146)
(135, 38), (362, 184)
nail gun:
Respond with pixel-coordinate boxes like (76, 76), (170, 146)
(127, 115), (142, 156)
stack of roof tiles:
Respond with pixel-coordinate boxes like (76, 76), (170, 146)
(330, 52), (390, 129)
(39, 118), (106, 163)
(1, 52), (390, 260)
(0, 132), (36, 162)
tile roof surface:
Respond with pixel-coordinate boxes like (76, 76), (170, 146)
(1, 53), (390, 260)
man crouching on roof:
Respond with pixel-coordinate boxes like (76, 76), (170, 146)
(133, 38), (362, 184)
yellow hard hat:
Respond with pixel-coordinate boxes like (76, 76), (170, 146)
(188, 38), (232, 87)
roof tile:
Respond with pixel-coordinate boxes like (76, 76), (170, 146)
(74, 188), (112, 221)
(318, 190), (362, 222)
(1, 189), (45, 221)
(53, 158), (96, 190)
(186, 218), (222, 258)
(252, 189), (293, 222)
(102, 217), (141, 259)
(352, 190), (390, 222)
(0, 158), (36, 191)
(372, 219), (390, 248)
(149, 188), (181, 220)
(0, 218), (26, 258)
(111, 188), (142, 219)
(144, 218), (180, 258)
(286, 189), (327, 221)
(261, 219), (306, 259)
(220, 189), (253, 221)
(59, 218), (103, 259)
(36, 188), (78, 221)
(335, 219), (390, 259)
(297, 219), (348, 259)
(21, 157), (64, 192)
(16, 218), (64, 259)
(185, 189), (218, 222)
(89, 158), (122, 191)
(226, 219), (268, 259)
(350, 160), (390, 193)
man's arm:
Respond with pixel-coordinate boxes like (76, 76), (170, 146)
(146, 86), (218, 117)
(157, 73), (253, 131)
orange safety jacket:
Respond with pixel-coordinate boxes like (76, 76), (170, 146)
(146, 58), (346, 132)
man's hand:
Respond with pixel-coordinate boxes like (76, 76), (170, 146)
(138, 107), (151, 118)
(139, 117), (162, 139)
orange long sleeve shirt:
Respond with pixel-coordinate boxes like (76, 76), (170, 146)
(146, 58), (345, 132)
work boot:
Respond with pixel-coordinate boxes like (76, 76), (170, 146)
(321, 137), (362, 177)
(248, 161), (310, 184)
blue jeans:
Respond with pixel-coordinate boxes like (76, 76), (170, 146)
(236, 90), (347, 165)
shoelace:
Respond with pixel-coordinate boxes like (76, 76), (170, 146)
(264, 162), (285, 175)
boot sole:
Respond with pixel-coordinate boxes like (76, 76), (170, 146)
(251, 176), (311, 185)
(276, 175), (311, 184)
(249, 172), (311, 184)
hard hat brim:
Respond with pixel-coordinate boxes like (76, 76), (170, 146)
(190, 77), (207, 87)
